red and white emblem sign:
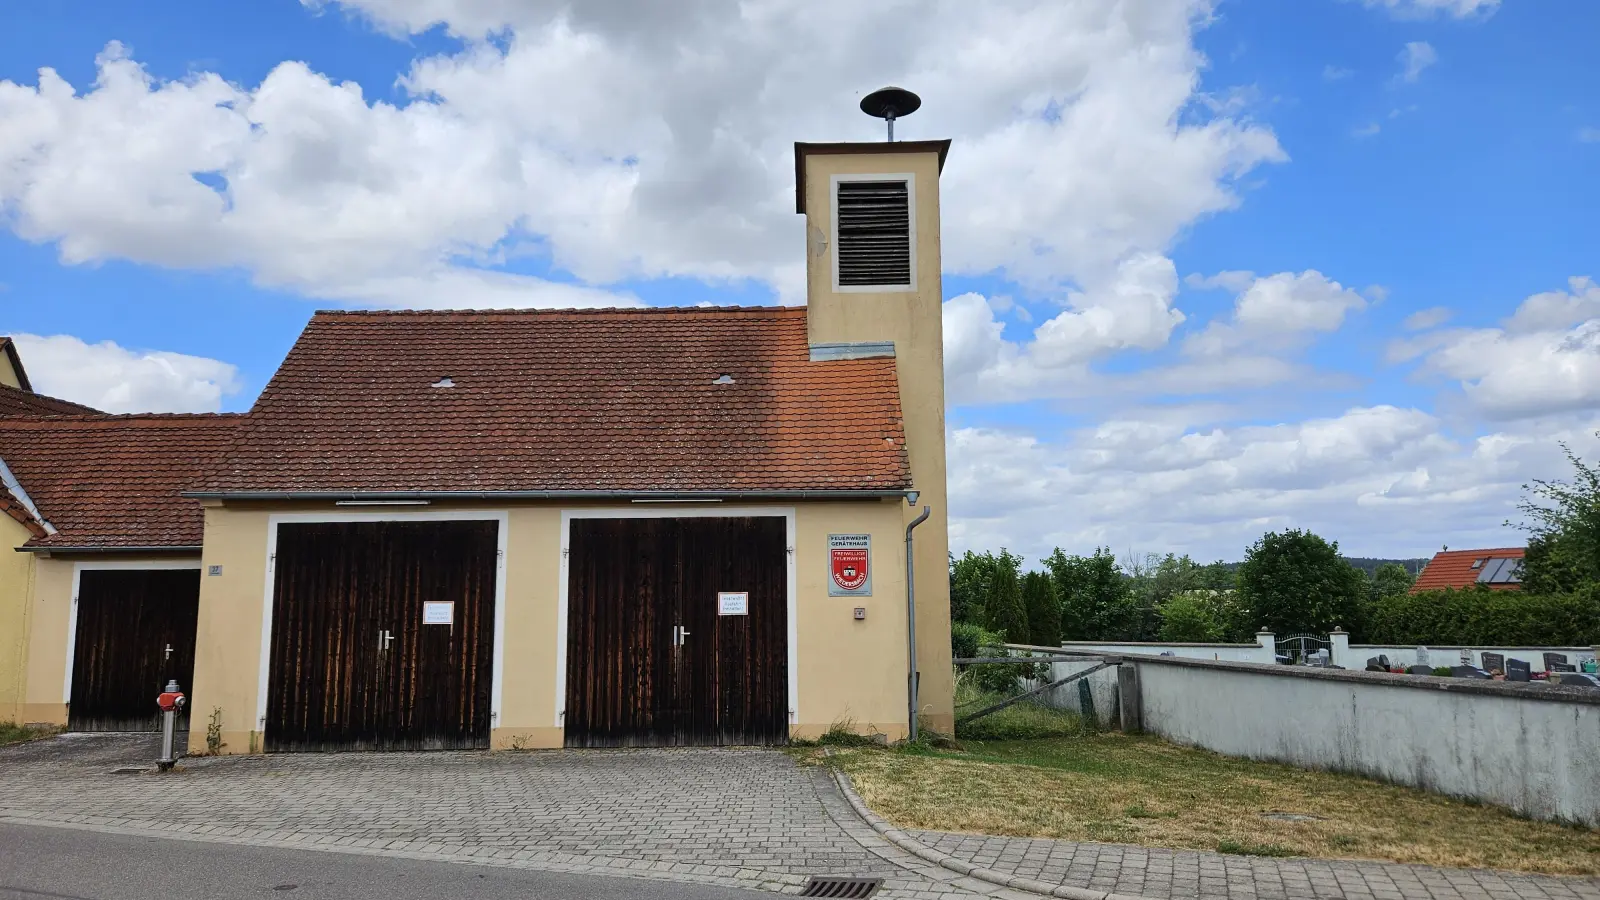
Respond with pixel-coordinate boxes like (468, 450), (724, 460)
(828, 534), (872, 596)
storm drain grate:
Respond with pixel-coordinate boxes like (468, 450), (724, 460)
(799, 876), (883, 898)
(109, 767), (146, 775)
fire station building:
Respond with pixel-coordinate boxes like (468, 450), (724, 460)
(1, 138), (955, 753)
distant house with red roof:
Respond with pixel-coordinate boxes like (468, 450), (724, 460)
(1410, 547), (1525, 593)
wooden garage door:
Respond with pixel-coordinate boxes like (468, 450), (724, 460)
(264, 521), (497, 752)
(564, 516), (788, 747)
(68, 568), (201, 733)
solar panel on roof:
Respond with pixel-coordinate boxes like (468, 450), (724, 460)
(1476, 557), (1507, 583)
(1493, 559), (1522, 584)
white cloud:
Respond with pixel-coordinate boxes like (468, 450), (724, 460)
(1400, 277), (1600, 421)
(1354, 122), (1382, 139)
(945, 268), (1363, 405)
(1581, 128), (1600, 144)
(0, 1), (1283, 308)
(1360, 0), (1498, 20)
(1397, 42), (1438, 84)
(943, 254), (1188, 403)
(948, 407), (1595, 562)
(1185, 270), (1366, 356)
(1402, 306), (1452, 331)
(8, 333), (241, 413)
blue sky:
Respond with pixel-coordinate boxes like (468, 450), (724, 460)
(1, 0), (1596, 562)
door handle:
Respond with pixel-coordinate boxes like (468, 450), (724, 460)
(164, 644), (173, 660)
(378, 629), (394, 652)
(671, 626), (692, 648)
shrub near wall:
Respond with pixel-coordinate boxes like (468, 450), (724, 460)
(1361, 585), (1600, 646)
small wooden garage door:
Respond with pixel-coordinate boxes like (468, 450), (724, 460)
(68, 568), (201, 733)
(564, 516), (788, 747)
(265, 520), (498, 752)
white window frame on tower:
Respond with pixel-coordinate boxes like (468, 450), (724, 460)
(831, 172), (917, 294)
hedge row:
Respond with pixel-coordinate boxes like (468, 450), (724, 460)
(1359, 586), (1600, 647)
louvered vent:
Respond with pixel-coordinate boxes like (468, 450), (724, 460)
(836, 180), (911, 287)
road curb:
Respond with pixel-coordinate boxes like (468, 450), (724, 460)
(827, 767), (1153, 900)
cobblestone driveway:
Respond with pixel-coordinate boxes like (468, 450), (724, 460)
(905, 830), (1600, 900)
(2, 734), (1596, 900)
(0, 735), (1007, 900)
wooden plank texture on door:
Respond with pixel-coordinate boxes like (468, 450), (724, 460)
(68, 568), (201, 733)
(564, 516), (787, 747)
(264, 520), (497, 752)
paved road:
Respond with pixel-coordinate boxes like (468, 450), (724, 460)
(0, 821), (773, 900)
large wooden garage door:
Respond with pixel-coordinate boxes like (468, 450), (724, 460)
(69, 568), (201, 732)
(564, 516), (788, 747)
(265, 521), (497, 752)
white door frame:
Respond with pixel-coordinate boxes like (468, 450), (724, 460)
(255, 510), (510, 733)
(556, 506), (799, 729)
(64, 560), (203, 705)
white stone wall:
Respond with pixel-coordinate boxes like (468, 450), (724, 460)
(1131, 657), (1600, 826)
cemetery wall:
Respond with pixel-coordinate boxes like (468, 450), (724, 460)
(1128, 656), (1600, 826)
(1048, 637), (1277, 664)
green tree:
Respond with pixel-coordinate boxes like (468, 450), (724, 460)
(1369, 562), (1414, 600)
(1515, 438), (1600, 594)
(1157, 591), (1224, 642)
(1044, 547), (1129, 640)
(984, 559), (1029, 642)
(1020, 571), (1060, 647)
(1237, 529), (1366, 636)
(950, 549), (1023, 625)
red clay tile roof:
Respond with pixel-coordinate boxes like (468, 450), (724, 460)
(0, 383), (101, 416)
(0, 414), (243, 549)
(194, 307), (911, 496)
(1410, 547), (1525, 593)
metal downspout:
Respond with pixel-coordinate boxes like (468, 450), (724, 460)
(904, 505), (931, 742)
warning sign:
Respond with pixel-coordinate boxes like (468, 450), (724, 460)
(828, 534), (872, 596)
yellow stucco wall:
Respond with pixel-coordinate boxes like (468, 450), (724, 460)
(800, 147), (955, 733)
(0, 517), (36, 722)
(18, 555), (74, 725)
(0, 351), (22, 389)
(187, 499), (913, 754)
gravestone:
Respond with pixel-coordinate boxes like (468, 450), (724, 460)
(1307, 649), (1330, 667)
(1544, 652), (1570, 670)
(1480, 652), (1505, 674)
(1549, 662), (1577, 673)
(1460, 648), (1473, 665)
(1405, 664), (1433, 675)
(1365, 656), (1387, 672)
(1558, 672), (1600, 688)
(1450, 665), (1491, 679)
(1505, 658), (1531, 682)
(1416, 646), (1430, 668)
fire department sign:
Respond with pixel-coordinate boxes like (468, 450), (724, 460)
(828, 534), (872, 596)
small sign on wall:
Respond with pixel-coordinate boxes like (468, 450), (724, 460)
(718, 591), (749, 616)
(828, 534), (872, 596)
(423, 601), (454, 625)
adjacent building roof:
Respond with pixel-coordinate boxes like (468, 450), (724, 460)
(0, 414), (243, 550)
(0, 337), (33, 392)
(1411, 547), (1526, 593)
(190, 307), (911, 498)
(0, 383), (101, 417)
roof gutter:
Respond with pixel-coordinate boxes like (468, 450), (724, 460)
(0, 453), (55, 535)
(181, 489), (916, 502)
(16, 544), (202, 555)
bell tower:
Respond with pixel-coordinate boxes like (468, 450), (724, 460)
(796, 88), (954, 734)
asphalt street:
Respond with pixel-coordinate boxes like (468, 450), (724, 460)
(0, 823), (776, 900)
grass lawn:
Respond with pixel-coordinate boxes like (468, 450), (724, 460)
(0, 721), (60, 747)
(807, 694), (1600, 876)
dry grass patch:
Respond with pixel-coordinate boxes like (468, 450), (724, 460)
(825, 730), (1600, 876)
(0, 721), (60, 747)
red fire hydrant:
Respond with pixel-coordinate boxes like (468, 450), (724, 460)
(156, 679), (187, 771)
